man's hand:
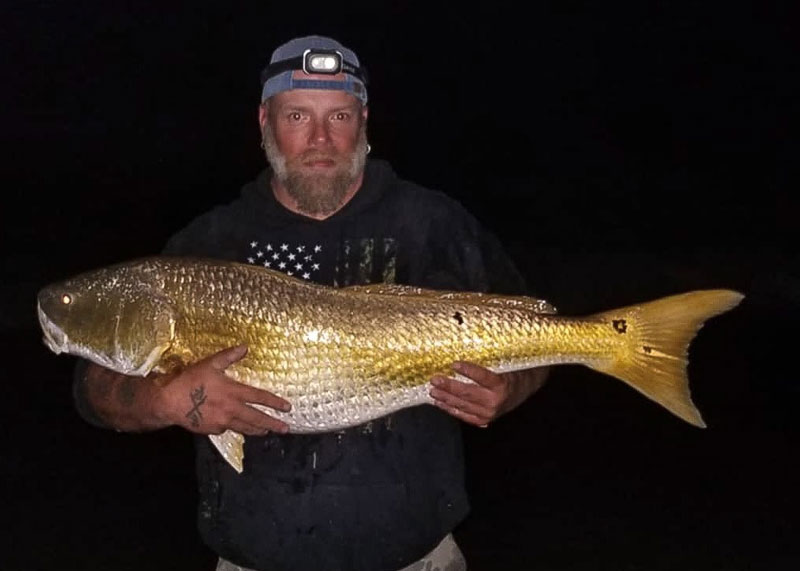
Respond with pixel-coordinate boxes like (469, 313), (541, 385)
(429, 362), (548, 427)
(155, 345), (291, 436)
(79, 345), (291, 435)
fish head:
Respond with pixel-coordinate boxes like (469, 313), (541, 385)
(37, 261), (176, 376)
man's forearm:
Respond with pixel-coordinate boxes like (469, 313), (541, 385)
(73, 360), (171, 432)
(72, 347), (292, 437)
(498, 366), (550, 417)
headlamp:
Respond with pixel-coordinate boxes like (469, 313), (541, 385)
(260, 50), (368, 86)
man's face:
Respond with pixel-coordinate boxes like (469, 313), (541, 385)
(259, 86), (368, 217)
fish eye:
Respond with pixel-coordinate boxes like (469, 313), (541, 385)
(61, 294), (72, 305)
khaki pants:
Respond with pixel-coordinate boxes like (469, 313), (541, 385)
(216, 532), (466, 571)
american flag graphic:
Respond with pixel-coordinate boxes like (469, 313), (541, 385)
(246, 241), (322, 280)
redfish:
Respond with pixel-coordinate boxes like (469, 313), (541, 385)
(37, 257), (743, 472)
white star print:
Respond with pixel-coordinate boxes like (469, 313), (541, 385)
(247, 241), (324, 278)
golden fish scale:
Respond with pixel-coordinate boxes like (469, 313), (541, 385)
(150, 260), (622, 406)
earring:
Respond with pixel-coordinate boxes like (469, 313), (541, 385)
(260, 140), (265, 150)
(366, 143), (372, 155)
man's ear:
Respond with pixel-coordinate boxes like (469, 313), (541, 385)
(258, 102), (270, 129)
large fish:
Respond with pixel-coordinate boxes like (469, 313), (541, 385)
(37, 257), (742, 472)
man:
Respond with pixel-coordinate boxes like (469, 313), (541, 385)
(73, 35), (548, 571)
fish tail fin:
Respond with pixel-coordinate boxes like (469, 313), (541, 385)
(588, 289), (744, 427)
(209, 430), (245, 473)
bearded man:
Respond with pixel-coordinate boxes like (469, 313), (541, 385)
(73, 35), (548, 571)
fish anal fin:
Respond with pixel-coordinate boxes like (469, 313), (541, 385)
(209, 430), (245, 473)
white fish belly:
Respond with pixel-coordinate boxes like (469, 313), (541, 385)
(250, 383), (434, 433)
(244, 355), (571, 433)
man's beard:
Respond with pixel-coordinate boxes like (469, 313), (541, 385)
(262, 123), (368, 217)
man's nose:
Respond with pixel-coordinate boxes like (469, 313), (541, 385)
(309, 118), (331, 145)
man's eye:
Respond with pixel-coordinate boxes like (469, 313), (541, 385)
(332, 112), (349, 121)
(288, 112), (303, 121)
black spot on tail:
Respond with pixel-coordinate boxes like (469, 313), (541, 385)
(612, 319), (628, 334)
(452, 311), (464, 325)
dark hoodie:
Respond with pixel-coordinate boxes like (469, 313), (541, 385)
(162, 159), (528, 571)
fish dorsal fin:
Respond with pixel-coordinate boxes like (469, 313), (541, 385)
(342, 284), (557, 314)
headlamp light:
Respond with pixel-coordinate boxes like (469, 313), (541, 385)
(303, 49), (342, 74)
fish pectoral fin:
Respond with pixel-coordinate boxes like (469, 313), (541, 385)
(343, 284), (557, 314)
(208, 430), (245, 473)
(151, 354), (188, 376)
(130, 342), (172, 377)
(119, 293), (177, 376)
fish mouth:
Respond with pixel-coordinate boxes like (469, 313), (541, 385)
(37, 301), (67, 354)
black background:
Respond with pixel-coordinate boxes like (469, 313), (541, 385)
(2, 2), (797, 570)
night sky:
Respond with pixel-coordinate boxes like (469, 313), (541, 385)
(3, 2), (797, 570)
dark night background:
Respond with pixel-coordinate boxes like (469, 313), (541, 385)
(2, 2), (797, 570)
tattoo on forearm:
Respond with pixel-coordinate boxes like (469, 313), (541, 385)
(118, 377), (138, 407)
(185, 386), (207, 427)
